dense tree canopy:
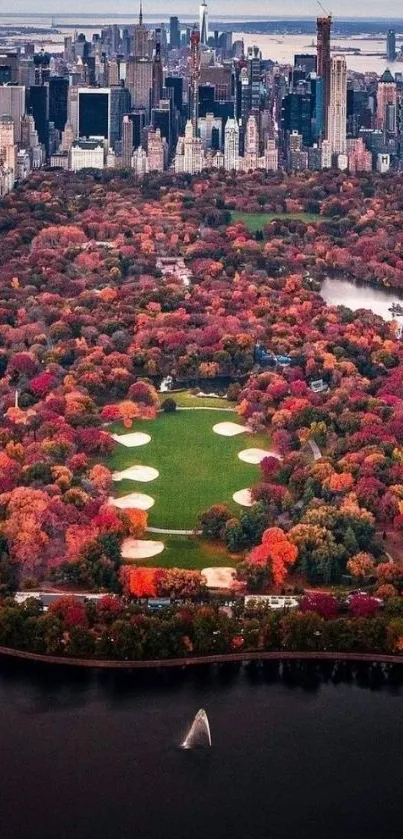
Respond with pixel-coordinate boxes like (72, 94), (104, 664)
(1, 168), (403, 592)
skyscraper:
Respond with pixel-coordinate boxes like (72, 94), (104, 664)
(166, 76), (183, 111)
(78, 88), (110, 142)
(328, 55), (347, 156)
(248, 46), (261, 112)
(244, 114), (258, 168)
(122, 115), (134, 167)
(189, 28), (201, 133)
(147, 127), (165, 171)
(28, 85), (49, 154)
(49, 76), (69, 133)
(169, 17), (181, 50)
(0, 115), (17, 185)
(317, 15), (332, 137)
(224, 118), (239, 171)
(387, 30), (396, 62)
(199, 2), (208, 47)
(377, 68), (397, 134)
(174, 120), (204, 173)
(0, 85), (25, 143)
(110, 87), (131, 147)
(152, 28), (164, 107)
(134, 0), (149, 58)
(126, 57), (153, 114)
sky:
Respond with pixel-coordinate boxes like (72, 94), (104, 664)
(4, 0), (403, 18)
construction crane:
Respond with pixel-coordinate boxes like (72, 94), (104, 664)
(316, 0), (331, 17)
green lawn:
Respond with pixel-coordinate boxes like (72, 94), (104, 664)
(140, 536), (239, 570)
(107, 410), (269, 530)
(231, 211), (328, 232)
(161, 390), (234, 409)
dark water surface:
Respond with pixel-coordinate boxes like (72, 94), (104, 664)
(0, 661), (403, 839)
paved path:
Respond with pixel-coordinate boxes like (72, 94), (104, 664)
(176, 406), (236, 412)
(1, 646), (402, 670)
(308, 439), (322, 461)
(147, 526), (202, 536)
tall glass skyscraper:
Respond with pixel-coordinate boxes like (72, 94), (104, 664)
(199, 2), (208, 46)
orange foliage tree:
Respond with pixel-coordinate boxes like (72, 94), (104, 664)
(346, 552), (375, 579)
(125, 508), (148, 538)
(245, 527), (298, 587)
(128, 567), (162, 598)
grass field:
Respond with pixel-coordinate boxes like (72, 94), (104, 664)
(161, 390), (234, 409)
(107, 411), (269, 530)
(140, 536), (239, 570)
(231, 211), (328, 232)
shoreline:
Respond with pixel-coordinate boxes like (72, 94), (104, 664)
(1, 646), (403, 669)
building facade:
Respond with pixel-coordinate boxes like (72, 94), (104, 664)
(328, 55), (347, 156)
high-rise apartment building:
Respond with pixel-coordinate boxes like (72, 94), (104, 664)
(122, 115), (134, 166)
(0, 115), (17, 184)
(328, 55), (347, 155)
(377, 68), (397, 134)
(189, 28), (201, 133)
(132, 146), (148, 175)
(147, 127), (165, 171)
(198, 113), (222, 149)
(105, 58), (120, 87)
(244, 114), (258, 169)
(264, 138), (278, 171)
(348, 137), (372, 173)
(174, 120), (204, 173)
(0, 85), (25, 143)
(224, 118), (239, 170)
(248, 46), (261, 112)
(317, 15), (332, 137)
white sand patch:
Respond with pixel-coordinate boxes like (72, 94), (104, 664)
(213, 421), (249, 437)
(233, 488), (254, 507)
(202, 567), (236, 589)
(109, 492), (155, 511)
(238, 448), (281, 464)
(112, 466), (159, 483)
(112, 432), (151, 447)
(121, 538), (164, 560)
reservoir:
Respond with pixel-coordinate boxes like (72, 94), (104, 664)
(321, 275), (402, 321)
(1, 661), (403, 839)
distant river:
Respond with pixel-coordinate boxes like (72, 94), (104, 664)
(1, 660), (403, 839)
(320, 276), (403, 321)
(238, 32), (401, 74)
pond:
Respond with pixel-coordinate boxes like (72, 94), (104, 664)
(321, 276), (403, 322)
(1, 660), (403, 839)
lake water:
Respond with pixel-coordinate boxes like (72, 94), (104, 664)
(321, 275), (401, 321)
(1, 660), (403, 839)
